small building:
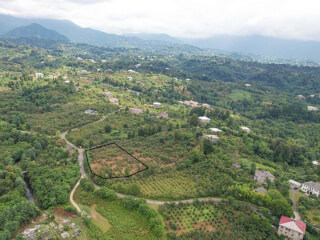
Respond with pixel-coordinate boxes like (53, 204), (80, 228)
(254, 170), (275, 185)
(245, 83), (251, 87)
(240, 126), (251, 134)
(35, 73), (44, 78)
(297, 95), (305, 99)
(76, 57), (82, 61)
(254, 187), (268, 195)
(312, 161), (320, 166)
(84, 110), (96, 115)
(104, 91), (113, 97)
(153, 102), (162, 107)
(209, 128), (222, 133)
(202, 103), (210, 108)
(79, 70), (87, 74)
(232, 161), (241, 169)
(202, 135), (219, 143)
(182, 100), (199, 108)
(307, 106), (318, 111)
(301, 181), (320, 197)
(128, 69), (135, 73)
(109, 98), (119, 104)
(198, 116), (211, 124)
(130, 108), (143, 114)
(64, 80), (70, 84)
(156, 112), (168, 119)
(107, 69), (112, 72)
(278, 216), (306, 240)
(289, 180), (301, 188)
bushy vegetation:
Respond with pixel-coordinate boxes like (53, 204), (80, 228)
(1, 37), (320, 239)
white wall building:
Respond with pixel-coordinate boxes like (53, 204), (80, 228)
(301, 181), (320, 197)
(289, 180), (301, 188)
(198, 116), (211, 124)
(202, 135), (219, 143)
(240, 126), (251, 133)
(278, 216), (306, 240)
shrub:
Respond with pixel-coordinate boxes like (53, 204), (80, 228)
(95, 187), (117, 200)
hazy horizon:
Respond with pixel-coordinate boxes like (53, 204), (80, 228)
(1, 0), (320, 41)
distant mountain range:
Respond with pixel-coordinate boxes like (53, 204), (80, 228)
(0, 14), (197, 52)
(182, 35), (320, 62)
(4, 23), (68, 41)
(1, 13), (320, 62)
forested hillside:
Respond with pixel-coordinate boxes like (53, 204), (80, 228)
(0, 38), (319, 239)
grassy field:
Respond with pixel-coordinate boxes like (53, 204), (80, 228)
(229, 89), (252, 101)
(74, 186), (162, 240)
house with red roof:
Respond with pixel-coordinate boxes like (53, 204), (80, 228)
(278, 216), (306, 240)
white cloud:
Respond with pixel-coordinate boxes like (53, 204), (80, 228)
(1, 0), (320, 40)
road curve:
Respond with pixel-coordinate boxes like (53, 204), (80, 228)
(62, 111), (225, 210)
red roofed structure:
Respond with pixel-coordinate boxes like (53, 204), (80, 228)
(278, 216), (306, 239)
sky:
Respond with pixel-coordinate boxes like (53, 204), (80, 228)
(1, 0), (320, 40)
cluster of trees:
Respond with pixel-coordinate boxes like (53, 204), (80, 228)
(121, 197), (164, 237)
(0, 201), (40, 239)
(227, 185), (293, 217)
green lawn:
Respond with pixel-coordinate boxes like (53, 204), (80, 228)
(229, 89), (252, 101)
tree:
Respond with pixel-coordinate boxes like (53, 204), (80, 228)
(250, 163), (256, 175)
(189, 114), (199, 126)
(80, 178), (94, 192)
(96, 187), (116, 200)
(104, 125), (112, 133)
(203, 139), (214, 155)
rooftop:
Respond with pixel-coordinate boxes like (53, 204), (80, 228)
(279, 216), (306, 234)
(303, 181), (320, 192)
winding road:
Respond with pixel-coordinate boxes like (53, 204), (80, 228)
(60, 112), (224, 213)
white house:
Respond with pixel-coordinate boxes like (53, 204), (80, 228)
(307, 106), (318, 111)
(153, 102), (162, 107)
(198, 116), (211, 124)
(202, 135), (219, 143)
(289, 180), (301, 188)
(301, 181), (320, 197)
(35, 73), (44, 78)
(278, 216), (306, 240)
(240, 126), (251, 134)
(312, 161), (320, 166)
(209, 128), (222, 133)
(64, 80), (70, 84)
(245, 83), (251, 87)
(85, 110), (96, 115)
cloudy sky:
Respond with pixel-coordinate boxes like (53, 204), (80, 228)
(1, 0), (320, 40)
